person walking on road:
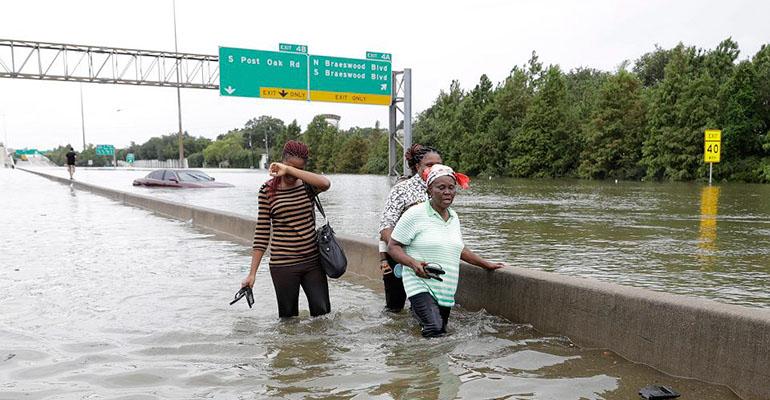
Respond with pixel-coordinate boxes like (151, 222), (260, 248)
(65, 145), (77, 180)
(378, 144), (442, 312)
(388, 164), (506, 337)
(241, 140), (333, 318)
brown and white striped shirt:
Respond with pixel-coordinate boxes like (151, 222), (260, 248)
(252, 182), (318, 266)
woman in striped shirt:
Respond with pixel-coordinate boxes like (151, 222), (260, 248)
(388, 164), (505, 337)
(241, 141), (332, 318)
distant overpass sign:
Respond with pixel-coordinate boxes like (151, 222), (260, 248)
(95, 145), (115, 156)
(219, 44), (392, 106)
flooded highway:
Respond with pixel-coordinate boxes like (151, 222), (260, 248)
(0, 168), (742, 399)
(34, 166), (770, 309)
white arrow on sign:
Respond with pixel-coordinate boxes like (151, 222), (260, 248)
(225, 86), (236, 95)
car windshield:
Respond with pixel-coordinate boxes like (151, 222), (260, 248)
(147, 170), (164, 180)
(177, 171), (213, 182)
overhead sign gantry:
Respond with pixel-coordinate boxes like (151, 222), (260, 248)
(0, 38), (410, 181)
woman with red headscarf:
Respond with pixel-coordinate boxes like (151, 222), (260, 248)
(378, 144), (442, 312)
(241, 140), (332, 318)
(388, 164), (505, 337)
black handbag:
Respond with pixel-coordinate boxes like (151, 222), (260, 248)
(305, 184), (347, 278)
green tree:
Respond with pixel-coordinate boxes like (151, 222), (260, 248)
(361, 129), (389, 174)
(271, 119), (301, 161)
(203, 131), (249, 168)
(44, 145), (70, 166)
(578, 70), (646, 179)
(242, 116), (285, 168)
(334, 133), (370, 173)
(458, 74), (497, 175)
(641, 44), (715, 180)
(509, 65), (578, 177)
(301, 116), (334, 171)
(413, 80), (465, 169)
(634, 45), (673, 87)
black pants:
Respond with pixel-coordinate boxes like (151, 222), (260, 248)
(409, 292), (451, 338)
(383, 254), (407, 312)
(269, 259), (330, 318)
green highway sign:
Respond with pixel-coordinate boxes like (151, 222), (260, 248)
(126, 153), (135, 163)
(15, 149), (38, 155)
(366, 51), (392, 61)
(219, 46), (308, 100)
(219, 44), (392, 106)
(279, 43), (308, 54)
(95, 144), (115, 156)
(309, 55), (392, 105)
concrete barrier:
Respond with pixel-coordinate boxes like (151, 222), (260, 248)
(20, 168), (770, 400)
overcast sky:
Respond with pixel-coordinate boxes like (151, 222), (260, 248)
(1, 0), (768, 150)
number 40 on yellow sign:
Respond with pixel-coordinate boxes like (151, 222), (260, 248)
(704, 129), (721, 163)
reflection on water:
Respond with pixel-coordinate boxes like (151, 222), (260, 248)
(698, 186), (720, 263)
(0, 169), (741, 399)
(28, 167), (770, 308)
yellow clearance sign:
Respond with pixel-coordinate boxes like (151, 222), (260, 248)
(704, 129), (721, 163)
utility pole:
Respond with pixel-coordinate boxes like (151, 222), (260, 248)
(263, 127), (269, 169)
(249, 135), (254, 168)
(173, 0), (184, 167)
(80, 84), (86, 151)
(1, 113), (7, 147)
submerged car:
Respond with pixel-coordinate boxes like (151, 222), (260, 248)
(132, 169), (233, 188)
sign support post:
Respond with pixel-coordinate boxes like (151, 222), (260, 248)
(388, 69), (412, 183)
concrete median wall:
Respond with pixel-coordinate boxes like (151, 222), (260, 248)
(21, 168), (770, 400)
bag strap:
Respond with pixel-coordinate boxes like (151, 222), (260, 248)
(304, 183), (327, 220)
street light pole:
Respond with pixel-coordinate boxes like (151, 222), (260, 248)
(173, 0), (184, 167)
(80, 84), (86, 151)
(249, 135), (254, 169)
(263, 127), (269, 169)
(1, 113), (7, 147)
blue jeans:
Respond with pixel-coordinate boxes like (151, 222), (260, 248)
(409, 292), (451, 338)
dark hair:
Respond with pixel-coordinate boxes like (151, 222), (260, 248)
(282, 140), (309, 161)
(268, 140), (310, 199)
(405, 143), (440, 175)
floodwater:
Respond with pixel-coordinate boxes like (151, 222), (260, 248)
(35, 166), (770, 309)
(0, 168), (742, 399)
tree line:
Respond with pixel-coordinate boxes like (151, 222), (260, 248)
(46, 115), (391, 174)
(45, 38), (770, 182)
(413, 38), (770, 182)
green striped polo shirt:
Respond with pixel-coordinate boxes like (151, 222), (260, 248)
(391, 201), (464, 307)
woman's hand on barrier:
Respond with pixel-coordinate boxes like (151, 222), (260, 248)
(482, 261), (506, 271)
(408, 260), (429, 278)
(241, 274), (255, 288)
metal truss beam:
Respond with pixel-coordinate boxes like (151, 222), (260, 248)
(0, 39), (219, 89)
